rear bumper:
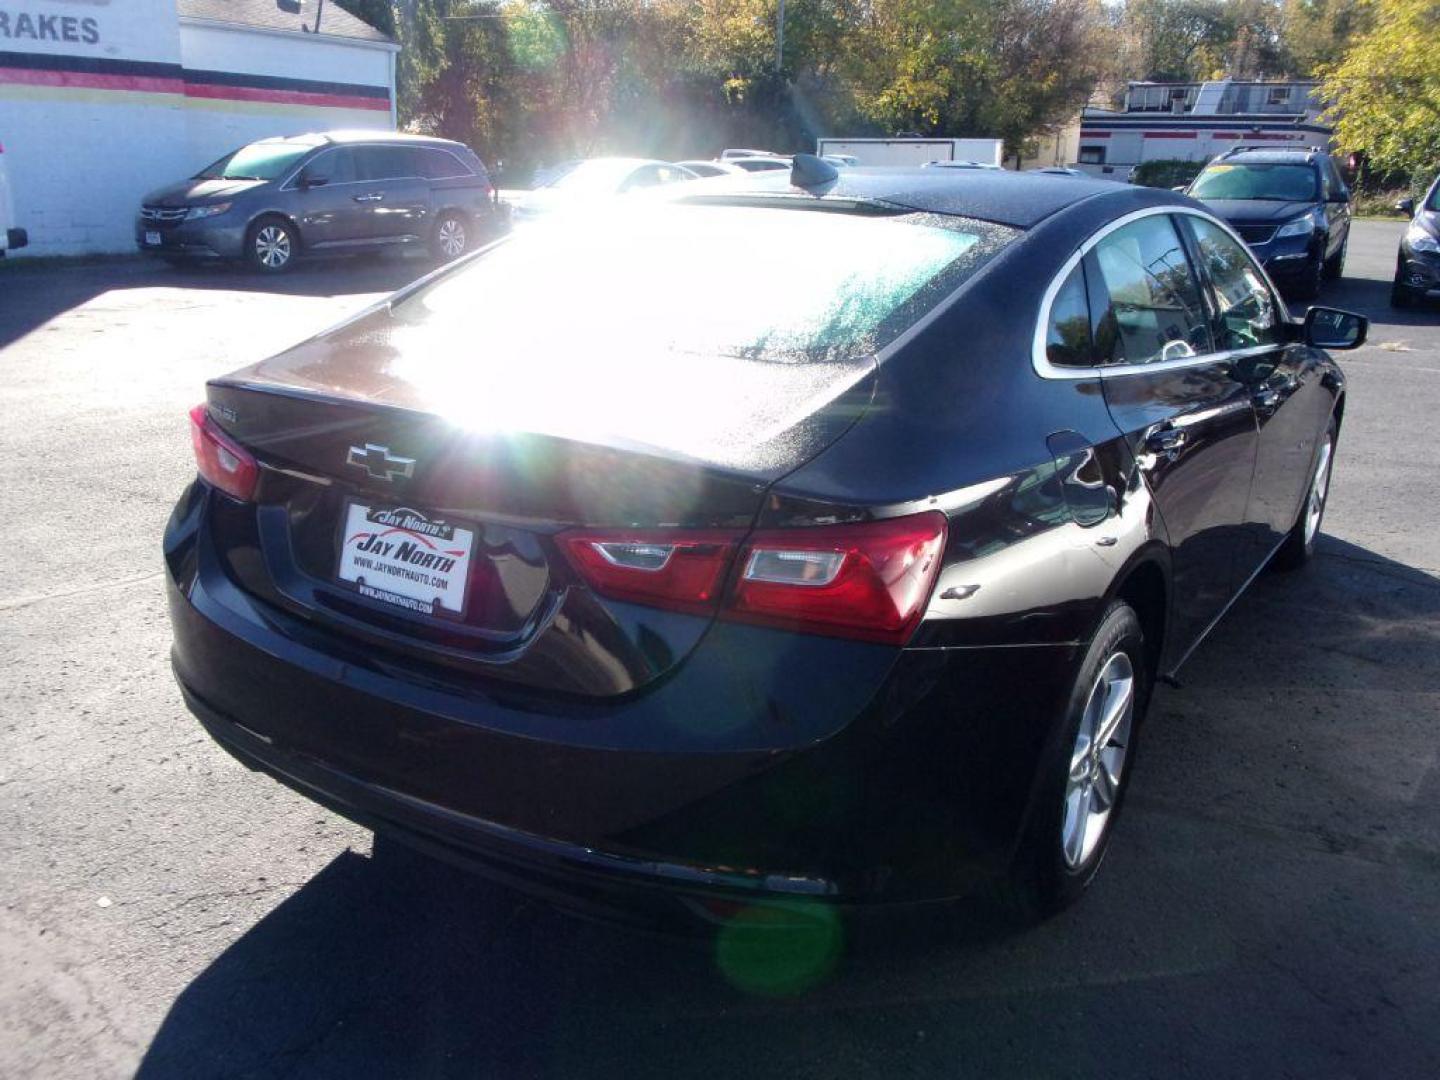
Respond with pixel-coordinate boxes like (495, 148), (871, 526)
(181, 676), (837, 930)
(166, 484), (1078, 908)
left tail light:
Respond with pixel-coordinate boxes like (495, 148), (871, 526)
(560, 511), (948, 645)
(188, 403), (258, 502)
(726, 512), (948, 644)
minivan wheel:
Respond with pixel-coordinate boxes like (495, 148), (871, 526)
(246, 217), (297, 273)
(1002, 601), (1149, 921)
(432, 212), (468, 261)
(1271, 419), (1336, 572)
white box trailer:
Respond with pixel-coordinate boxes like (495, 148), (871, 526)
(816, 137), (1004, 167)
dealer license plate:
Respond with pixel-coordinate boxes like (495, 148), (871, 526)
(337, 503), (475, 617)
(144, 231), (162, 246)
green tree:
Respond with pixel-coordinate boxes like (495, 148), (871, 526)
(839, 0), (1109, 157)
(1282, 0), (1371, 72)
(1319, 0), (1440, 183)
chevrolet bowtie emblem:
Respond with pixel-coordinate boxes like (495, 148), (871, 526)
(346, 443), (415, 482)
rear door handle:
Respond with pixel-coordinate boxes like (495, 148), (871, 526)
(353, 193), (384, 203)
(1145, 426), (1188, 454)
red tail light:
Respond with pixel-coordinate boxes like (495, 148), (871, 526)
(559, 530), (740, 616)
(560, 511), (948, 645)
(726, 512), (948, 644)
(188, 403), (258, 501)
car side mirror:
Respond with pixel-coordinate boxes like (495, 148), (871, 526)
(1303, 306), (1367, 350)
(1396, 197), (1415, 216)
(298, 173), (327, 189)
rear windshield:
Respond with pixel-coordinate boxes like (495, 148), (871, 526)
(197, 142), (315, 182)
(1189, 162), (1319, 202)
(392, 204), (1017, 364)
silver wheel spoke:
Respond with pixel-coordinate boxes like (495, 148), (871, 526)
(1092, 757), (1118, 810)
(1304, 437), (1332, 544)
(1095, 673), (1133, 752)
(1059, 651), (1135, 869)
(1062, 786), (1089, 867)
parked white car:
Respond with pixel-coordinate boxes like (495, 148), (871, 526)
(0, 140), (28, 257)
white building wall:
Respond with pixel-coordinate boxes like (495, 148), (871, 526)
(0, 0), (188, 256)
(0, 2), (395, 257)
(178, 22), (392, 169)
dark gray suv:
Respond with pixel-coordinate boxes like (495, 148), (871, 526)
(136, 131), (501, 272)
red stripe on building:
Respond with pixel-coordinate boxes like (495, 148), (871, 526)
(1079, 130), (1111, 138)
(0, 66), (182, 95)
(1208, 132), (1241, 139)
(183, 82), (389, 112)
(1143, 131), (1197, 139)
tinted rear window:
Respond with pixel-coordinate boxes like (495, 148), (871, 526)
(392, 205), (1018, 364)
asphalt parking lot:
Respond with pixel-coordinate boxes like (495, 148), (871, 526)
(1, 222), (1438, 1079)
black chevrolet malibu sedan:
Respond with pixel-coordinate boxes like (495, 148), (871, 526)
(165, 161), (1367, 926)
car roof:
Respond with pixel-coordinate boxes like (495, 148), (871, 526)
(666, 166), (1172, 229)
(1215, 149), (1321, 165)
(258, 130), (464, 149)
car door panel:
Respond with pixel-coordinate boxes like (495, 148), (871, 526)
(1182, 214), (1321, 571)
(293, 148), (365, 247)
(1085, 214), (1259, 662)
(354, 146), (431, 244)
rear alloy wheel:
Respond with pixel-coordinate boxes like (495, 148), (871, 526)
(1272, 420), (1336, 571)
(432, 213), (469, 261)
(1002, 601), (1149, 920)
(247, 218), (296, 273)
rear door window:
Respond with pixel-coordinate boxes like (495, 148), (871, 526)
(356, 146), (419, 183)
(1087, 215), (1212, 365)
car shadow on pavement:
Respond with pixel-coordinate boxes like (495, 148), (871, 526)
(0, 255), (432, 350)
(132, 536), (1440, 1079)
(1313, 274), (1440, 328)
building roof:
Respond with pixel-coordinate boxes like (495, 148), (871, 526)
(178, 0), (393, 43)
(668, 167), (1179, 230)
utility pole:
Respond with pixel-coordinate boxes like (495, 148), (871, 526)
(776, 0), (785, 74)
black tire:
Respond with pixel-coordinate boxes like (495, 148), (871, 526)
(1002, 601), (1150, 921)
(1289, 252), (1324, 302)
(1323, 234), (1346, 281)
(431, 211), (469, 262)
(245, 216), (298, 274)
(1271, 418), (1337, 572)
(1391, 259), (1414, 308)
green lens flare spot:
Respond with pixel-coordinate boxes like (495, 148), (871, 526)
(714, 901), (844, 997)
